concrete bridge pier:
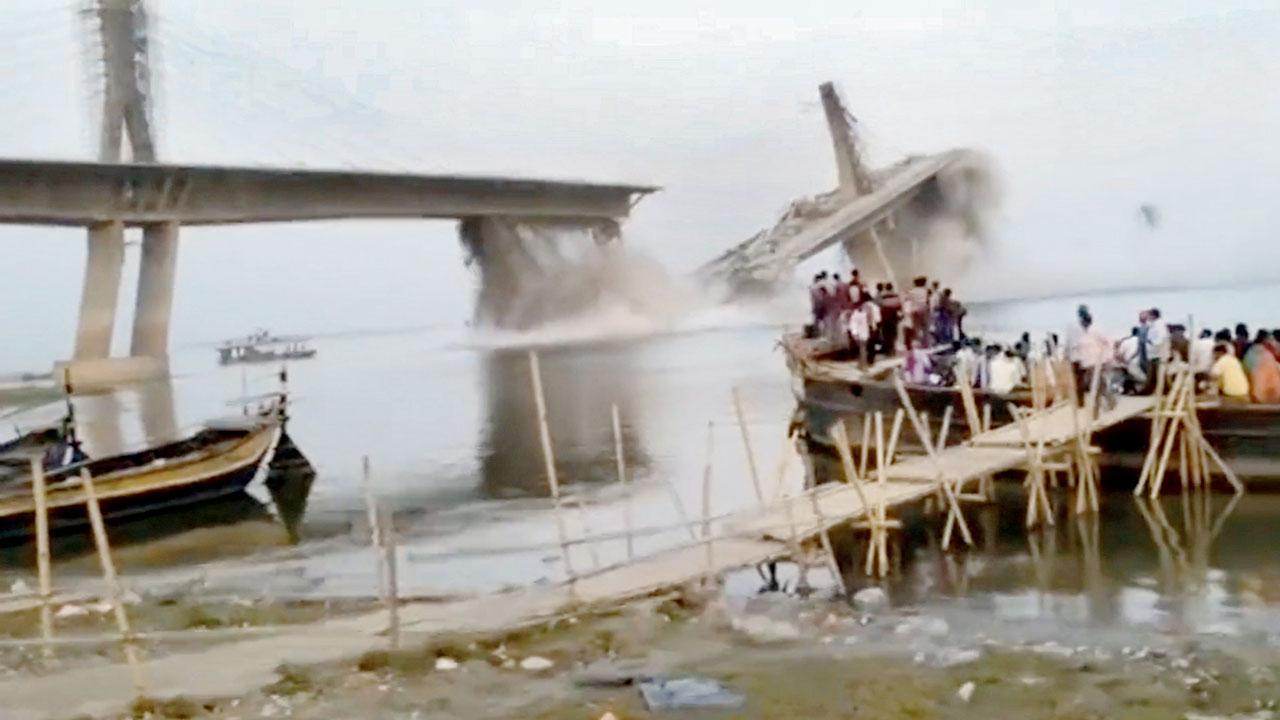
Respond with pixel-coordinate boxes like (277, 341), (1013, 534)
(129, 221), (179, 360)
(71, 220), (125, 361)
(55, 221), (179, 391)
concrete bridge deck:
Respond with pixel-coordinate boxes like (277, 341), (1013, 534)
(0, 158), (657, 226)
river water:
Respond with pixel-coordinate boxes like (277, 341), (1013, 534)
(6, 281), (1280, 641)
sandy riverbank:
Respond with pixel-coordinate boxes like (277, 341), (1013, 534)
(51, 586), (1280, 720)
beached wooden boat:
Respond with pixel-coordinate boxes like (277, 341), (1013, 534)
(0, 414), (284, 543)
(784, 332), (1280, 484)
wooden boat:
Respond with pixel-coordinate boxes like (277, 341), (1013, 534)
(783, 332), (1280, 485)
(218, 330), (316, 365)
(0, 412), (285, 544)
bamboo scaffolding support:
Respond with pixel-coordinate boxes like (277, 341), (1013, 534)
(732, 387), (766, 504)
(885, 409), (904, 467)
(957, 358), (982, 434)
(1072, 363), (1103, 514)
(1009, 405), (1054, 528)
(528, 351), (577, 587)
(28, 457), (54, 661)
(795, 436), (848, 593)
(610, 403), (634, 561)
(858, 413), (872, 480)
(1135, 364), (1174, 495)
(79, 468), (147, 696)
(892, 375), (972, 549)
(936, 405), (954, 453)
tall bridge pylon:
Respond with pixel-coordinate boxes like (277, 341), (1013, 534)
(63, 0), (178, 386)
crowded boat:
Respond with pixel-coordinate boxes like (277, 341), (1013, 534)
(806, 270), (1280, 405)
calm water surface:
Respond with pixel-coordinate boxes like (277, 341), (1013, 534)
(7, 282), (1280, 641)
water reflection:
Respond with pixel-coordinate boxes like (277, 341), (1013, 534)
(872, 487), (1262, 633)
(477, 347), (649, 499)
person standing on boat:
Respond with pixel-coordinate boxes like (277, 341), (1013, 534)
(848, 300), (874, 368)
(878, 283), (903, 356)
(988, 347), (1026, 395)
(1117, 326), (1146, 394)
(1234, 323), (1251, 360)
(1248, 339), (1280, 403)
(1144, 308), (1170, 394)
(1212, 343), (1251, 403)
(1066, 304), (1092, 365)
(1244, 330), (1273, 374)
(905, 276), (931, 349)
(1190, 329), (1215, 376)
(809, 273), (827, 337)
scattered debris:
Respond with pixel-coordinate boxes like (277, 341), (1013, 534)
(519, 656), (554, 672)
(1182, 707), (1274, 712)
(638, 677), (744, 711)
(54, 604), (88, 619)
(956, 681), (975, 703)
(852, 587), (888, 612)
(731, 614), (802, 643)
(894, 616), (949, 638)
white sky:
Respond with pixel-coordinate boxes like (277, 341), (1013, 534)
(1, 0), (1278, 371)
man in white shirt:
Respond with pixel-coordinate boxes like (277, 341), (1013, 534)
(1143, 307), (1170, 395)
(1190, 328), (1216, 376)
(988, 348), (1026, 395)
(1146, 308), (1170, 362)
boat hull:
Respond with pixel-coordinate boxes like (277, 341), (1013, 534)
(0, 422), (280, 544)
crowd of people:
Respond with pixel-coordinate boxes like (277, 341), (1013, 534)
(807, 271), (967, 368)
(806, 270), (1280, 405)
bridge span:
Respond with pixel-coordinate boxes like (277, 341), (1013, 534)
(0, 158), (654, 389)
(0, 159), (654, 226)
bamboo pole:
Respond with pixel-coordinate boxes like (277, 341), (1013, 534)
(873, 412), (890, 574)
(1150, 368), (1193, 497)
(892, 375), (972, 548)
(801, 441), (848, 593)
(956, 359), (982, 435)
(731, 387), (765, 504)
(28, 457), (54, 660)
(885, 409), (904, 467)
(858, 413), (872, 479)
(380, 504), (400, 650)
(79, 468), (146, 696)
(528, 351), (577, 585)
(610, 403), (634, 561)
(1135, 364), (1174, 495)
(830, 421), (871, 509)
(361, 456), (387, 601)
(937, 404), (953, 451)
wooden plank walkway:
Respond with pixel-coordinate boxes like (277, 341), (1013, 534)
(971, 395), (1155, 448)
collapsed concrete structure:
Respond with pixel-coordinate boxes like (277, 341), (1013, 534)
(697, 82), (997, 295)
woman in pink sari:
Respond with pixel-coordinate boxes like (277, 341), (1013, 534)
(1250, 348), (1280, 404)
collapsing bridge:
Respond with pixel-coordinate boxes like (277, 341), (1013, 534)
(697, 82), (997, 295)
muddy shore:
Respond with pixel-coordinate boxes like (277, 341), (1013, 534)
(38, 586), (1280, 720)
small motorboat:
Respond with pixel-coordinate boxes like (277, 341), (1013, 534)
(218, 329), (316, 365)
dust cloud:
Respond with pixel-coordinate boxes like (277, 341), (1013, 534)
(459, 217), (789, 346)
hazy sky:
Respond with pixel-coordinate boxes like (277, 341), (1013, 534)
(1, 0), (1278, 371)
